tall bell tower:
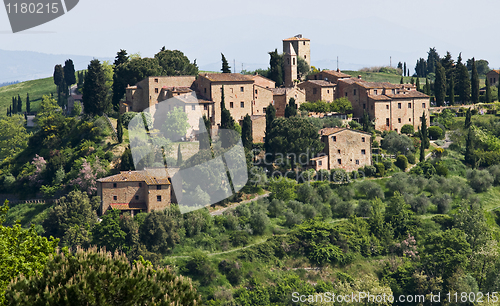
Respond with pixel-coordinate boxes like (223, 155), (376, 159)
(283, 34), (310, 87)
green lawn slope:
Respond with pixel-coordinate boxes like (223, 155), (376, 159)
(0, 76), (57, 115)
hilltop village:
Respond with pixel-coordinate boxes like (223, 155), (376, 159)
(2, 34), (500, 304)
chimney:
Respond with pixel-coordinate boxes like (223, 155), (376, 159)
(337, 68), (340, 72)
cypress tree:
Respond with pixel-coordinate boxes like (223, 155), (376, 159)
(415, 77), (420, 92)
(17, 94), (22, 113)
(284, 97), (297, 118)
(117, 114), (123, 143)
(404, 62), (407, 76)
(220, 86), (236, 148)
(221, 53), (231, 73)
(425, 78), (430, 95)
(9, 105), (11, 116)
(456, 54), (470, 103)
(420, 111), (428, 162)
(177, 144), (182, 166)
(449, 73), (455, 105)
(12, 96), (16, 114)
(264, 103), (276, 155)
(465, 127), (475, 167)
(400, 76), (404, 84)
(465, 108), (472, 129)
(498, 79), (500, 102)
(471, 58), (479, 104)
(199, 115), (212, 150)
(434, 62), (446, 107)
(268, 49), (283, 87)
(485, 77), (492, 104)
(26, 93), (30, 113)
(241, 114), (253, 150)
(410, 77), (415, 85)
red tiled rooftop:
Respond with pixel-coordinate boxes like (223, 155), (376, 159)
(97, 170), (171, 185)
(201, 73), (253, 82)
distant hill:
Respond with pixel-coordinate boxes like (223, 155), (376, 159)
(0, 76), (57, 115)
(0, 49), (111, 83)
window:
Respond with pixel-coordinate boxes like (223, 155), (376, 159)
(113, 183), (117, 188)
(135, 195), (139, 200)
(313, 88), (317, 94)
(327, 90), (330, 94)
(362, 137), (365, 142)
(240, 102), (244, 108)
(374, 89), (378, 95)
(204, 88), (207, 93)
(157, 185), (161, 190)
(338, 149), (341, 154)
(356, 160), (359, 165)
(409, 118), (411, 122)
(318, 160), (322, 166)
(361, 149), (366, 155)
(240, 87), (244, 92)
(422, 103), (426, 108)
(304, 55), (307, 59)
(398, 118), (402, 123)
(154, 78), (158, 83)
(293, 58), (295, 65)
(345, 92), (348, 97)
(332, 136), (337, 142)
(303, 41), (306, 45)
(139, 183), (142, 187)
(338, 159), (342, 164)
(363, 104), (366, 109)
(157, 195), (161, 202)
(255, 89), (258, 94)
(354, 89), (357, 95)
(230, 102), (234, 108)
(398, 103), (401, 109)
(113, 195), (117, 200)
(191, 105), (196, 110)
(155, 88), (158, 93)
(386, 118), (390, 126)
(386, 104), (389, 109)
(408, 103), (412, 108)
(263, 107), (266, 112)
(392, 89), (395, 94)
(204, 105), (208, 110)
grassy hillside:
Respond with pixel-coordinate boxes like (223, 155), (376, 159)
(0, 76), (57, 115)
(343, 70), (423, 84)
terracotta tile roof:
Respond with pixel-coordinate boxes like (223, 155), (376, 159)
(319, 127), (371, 136)
(337, 78), (359, 85)
(251, 74), (276, 83)
(110, 203), (147, 210)
(368, 94), (392, 101)
(320, 70), (352, 78)
(270, 88), (292, 95)
(488, 70), (500, 74)
(385, 91), (429, 99)
(97, 169), (171, 185)
(304, 80), (335, 87)
(283, 36), (310, 41)
(162, 86), (193, 92)
(358, 82), (401, 89)
(201, 73), (253, 82)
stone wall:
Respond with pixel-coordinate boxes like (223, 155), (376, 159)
(323, 129), (372, 172)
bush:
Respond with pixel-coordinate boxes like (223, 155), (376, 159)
(337, 185), (355, 201)
(355, 200), (372, 217)
(467, 169), (494, 193)
(406, 152), (416, 164)
(383, 159), (393, 170)
(395, 155), (408, 171)
(363, 165), (377, 177)
(121, 112), (138, 128)
(434, 162), (448, 176)
(357, 181), (385, 199)
(428, 126), (444, 140)
(334, 201), (354, 218)
(488, 165), (500, 185)
(401, 124), (414, 135)
(433, 193), (452, 214)
(372, 140), (379, 148)
(375, 162), (385, 177)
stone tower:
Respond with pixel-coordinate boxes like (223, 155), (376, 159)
(283, 42), (297, 88)
(283, 34), (310, 87)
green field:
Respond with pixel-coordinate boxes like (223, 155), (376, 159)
(343, 70), (424, 84)
(0, 76), (57, 115)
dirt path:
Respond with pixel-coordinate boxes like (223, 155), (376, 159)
(210, 192), (270, 216)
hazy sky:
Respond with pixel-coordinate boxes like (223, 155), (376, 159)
(1, 0), (499, 73)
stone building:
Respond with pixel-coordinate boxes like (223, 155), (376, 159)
(486, 69), (500, 87)
(307, 69), (352, 84)
(336, 78), (430, 132)
(120, 76), (196, 113)
(96, 169), (172, 215)
(297, 80), (336, 102)
(310, 127), (372, 172)
(270, 87), (306, 117)
(283, 34), (310, 87)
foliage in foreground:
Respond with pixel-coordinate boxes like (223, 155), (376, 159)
(5, 247), (201, 306)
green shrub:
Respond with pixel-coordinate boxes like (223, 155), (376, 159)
(428, 126), (444, 140)
(401, 124), (414, 135)
(407, 152), (416, 164)
(383, 159), (393, 170)
(375, 162), (385, 177)
(395, 155), (408, 171)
